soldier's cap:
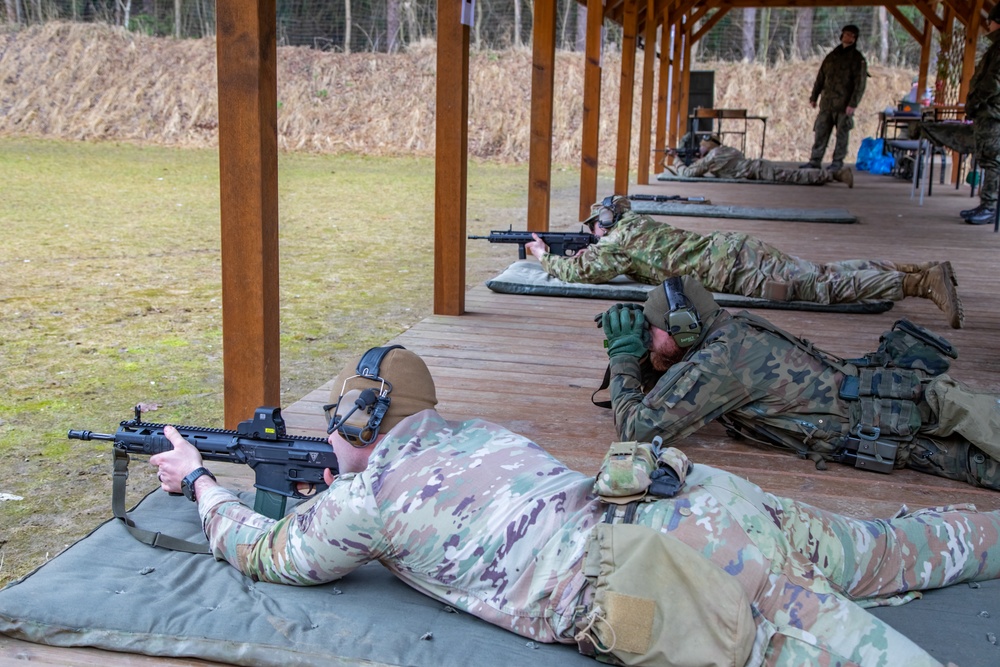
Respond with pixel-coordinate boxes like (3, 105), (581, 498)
(642, 275), (721, 337)
(329, 347), (438, 435)
(990, 4), (1000, 24)
(841, 24), (860, 37)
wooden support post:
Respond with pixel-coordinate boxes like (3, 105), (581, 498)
(679, 16), (692, 145)
(668, 14), (684, 158)
(917, 18), (931, 103)
(637, 0), (658, 185)
(614, 0), (639, 194)
(433, 0), (470, 316)
(579, 0), (604, 221)
(528, 0), (557, 231)
(654, 19), (670, 175)
(216, 0), (280, 428)
(960, 0), (985, 101)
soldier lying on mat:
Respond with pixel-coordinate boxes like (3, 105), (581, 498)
(151, 344), (1000, 667)
(665, 133), (855, 187)
(525, 194), (964, 328)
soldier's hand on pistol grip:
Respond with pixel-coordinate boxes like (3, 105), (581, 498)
(597, 303), (649, 359)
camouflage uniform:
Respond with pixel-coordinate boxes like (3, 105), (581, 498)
(807, 43), (868, 168)
(609, 306), (1000, 489)
(677, 146), (836, 184)
(541, 210), (906, 303)
(195, 409), (1000, 665)
(966, 29), (1000, 208)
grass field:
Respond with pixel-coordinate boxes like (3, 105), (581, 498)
(0, 136), (608, 587)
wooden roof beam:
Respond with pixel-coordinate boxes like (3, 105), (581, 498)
(912, 0), (946, 32)
(693, 7), (730, 42)
(887, 4), (925, 40)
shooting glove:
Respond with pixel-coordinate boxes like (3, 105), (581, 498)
(598, 303), (649, 359)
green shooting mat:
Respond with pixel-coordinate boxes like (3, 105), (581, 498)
(485, 261), (894, 314)
(631, 200), (857, 224)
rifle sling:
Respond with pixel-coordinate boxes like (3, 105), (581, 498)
(112, 448), (211, 554)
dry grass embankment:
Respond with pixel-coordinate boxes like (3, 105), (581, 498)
(0, 22), (915, 166)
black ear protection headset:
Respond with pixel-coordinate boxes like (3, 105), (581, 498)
(663, 277), (702, 348)
(323, 345), (403, 446)
(588, 195), (627, 230)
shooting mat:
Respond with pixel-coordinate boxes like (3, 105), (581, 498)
(0, 488), (592, 667)
(1, 482), (998, 667)
(485, 261), (894, 314)
(630, 200), (857, 224)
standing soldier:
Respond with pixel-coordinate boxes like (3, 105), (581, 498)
(962, 5), (1000, 225)
(801, 24), (868, 172)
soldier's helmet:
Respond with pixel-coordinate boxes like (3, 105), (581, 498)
(325, 346), (438, 445)
(643, 276), (722, 348)
(585, 194), (632, 230)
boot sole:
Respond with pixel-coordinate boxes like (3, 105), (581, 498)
(939, 261), (964, 328)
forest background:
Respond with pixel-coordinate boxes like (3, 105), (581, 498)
(1, 11), (921, 588)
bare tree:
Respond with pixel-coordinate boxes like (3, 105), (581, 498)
(878, 6), (889, 63)
(742, 8), (756, 62)
(174, 0), (181, 37)
(5, 0), (18, 23)
(794, 7), (814, 59)
(387, 0), (400, 52)
(514, 0), (522, 48)
(344, 0), (352, 53)
(575, 2), (586, 52)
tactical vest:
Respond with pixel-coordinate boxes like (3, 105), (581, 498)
(721, 315), (957, 474)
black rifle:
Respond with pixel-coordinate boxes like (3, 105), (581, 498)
(469, 226), (598, 259)
(628, 194), (707, 203)
(69, 406), (337, 526)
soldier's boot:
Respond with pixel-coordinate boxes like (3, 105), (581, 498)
(799, 161), (821, 169)
(901, 261), (964, 329)
(832, 167), (854, 188)
(906, 438), (1000, 491)
(960, 204), (987, 219)
(889, 260), (946, 276)
(966, 206), (998, 226)
(829, 161), (844, 172)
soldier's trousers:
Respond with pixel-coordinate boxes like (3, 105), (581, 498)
(973, 117), (1000, 208)
(637, 466), (1000, 666)
(723, 234), (905, 303)
(736, 159), (835, 184)
(809, 109), (854, 166)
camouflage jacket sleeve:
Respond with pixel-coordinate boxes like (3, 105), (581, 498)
(540, 231), (633, 283)
(848, 53), (868, 108)
(197, 474), (381, 585)
(609, 336), (750, 444)
(677, 153), (715, 177)
(809, 53), (830, 104)
(968, 36), (1000, 121)
(677, 146), (744, 178)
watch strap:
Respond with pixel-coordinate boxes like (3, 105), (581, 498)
(182, 467), (217, 502)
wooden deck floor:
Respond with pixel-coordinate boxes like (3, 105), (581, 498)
(5, 165), (1000, 664)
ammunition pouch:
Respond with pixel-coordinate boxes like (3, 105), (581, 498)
(838, 429), (900, 474)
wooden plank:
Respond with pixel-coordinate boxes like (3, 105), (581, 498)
(216, 0), (280, 428)
(614, 0), (639, 194)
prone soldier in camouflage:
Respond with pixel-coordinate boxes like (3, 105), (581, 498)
(150, 345), (1000, 666)
(802, 24), (868, 171)
(598, 275), (1000, 489)
(669, 134), (855, 187)
(961, 5), (1000, 225)
(527, 195), (964, 328)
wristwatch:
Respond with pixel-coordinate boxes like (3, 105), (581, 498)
(181, 467), (217, 502)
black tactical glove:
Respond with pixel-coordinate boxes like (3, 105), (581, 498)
(648, 466), (683, 498)
(595, 303), (649, 359)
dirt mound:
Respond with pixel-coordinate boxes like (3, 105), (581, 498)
(0, 22), (913, 165)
